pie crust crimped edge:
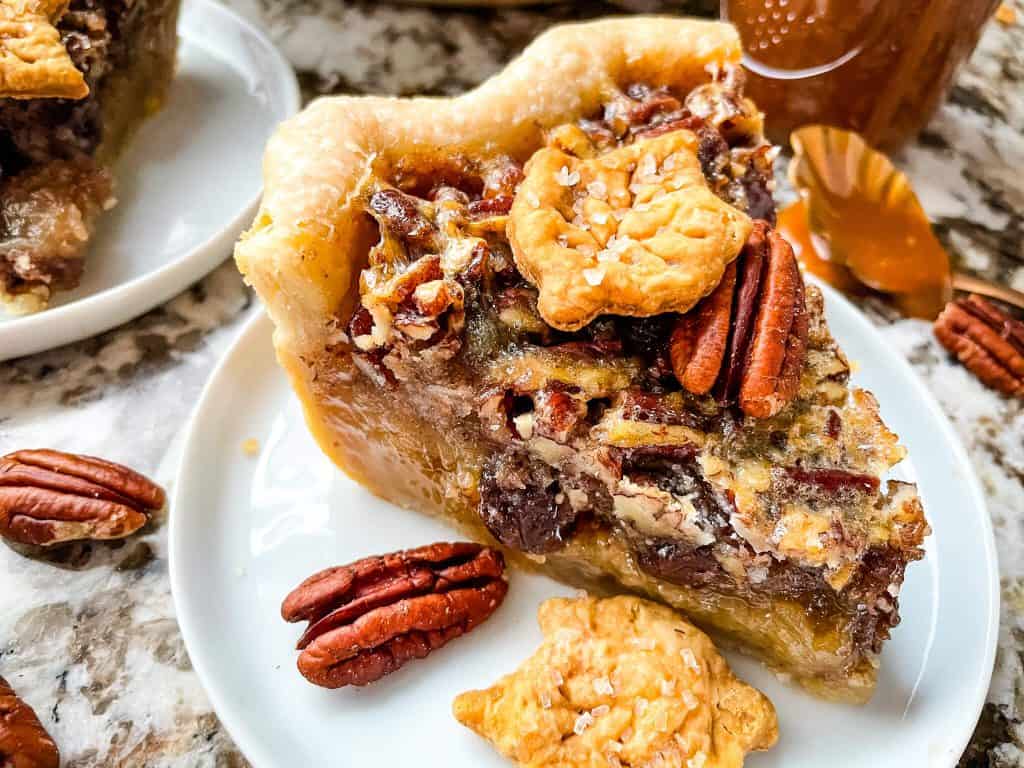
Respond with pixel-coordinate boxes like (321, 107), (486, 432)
(235, 16), (742, 364)
(0, 0), (89, 100)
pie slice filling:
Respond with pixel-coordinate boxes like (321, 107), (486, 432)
(236, 19), (929, 703)
(0, 0), (180, 313)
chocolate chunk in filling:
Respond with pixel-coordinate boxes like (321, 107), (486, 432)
(478, 450), (581, 555)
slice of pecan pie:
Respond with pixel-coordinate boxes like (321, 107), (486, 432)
(236, 18), (929, 703)
(0, 0), (180, 313)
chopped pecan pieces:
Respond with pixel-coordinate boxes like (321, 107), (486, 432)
(531, 387), (586, 443)
(934, 294), (1024, 397)
(0, 675), (60, 768)
(368, 188), (439, 249)
(0, 449), (165, 547)
(670, 221), (808, 418)
(482, 156), (525, 200)
(281, 542), (507, 688)
(826, 410), (842, 440)
(619, 389), (713, 431)
(467, 195), (513, 219)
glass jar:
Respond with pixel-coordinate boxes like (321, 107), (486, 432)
(721, 0), (1000, 150)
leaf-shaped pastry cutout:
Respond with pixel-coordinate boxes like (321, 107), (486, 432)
(788, 125), (952, 319)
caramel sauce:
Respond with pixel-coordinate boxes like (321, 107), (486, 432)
(723, 0), (999, 150)
(777, 200), (867, 299)
(781, 126), (952, 319)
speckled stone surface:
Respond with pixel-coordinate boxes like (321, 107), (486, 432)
(1, 1), (1022, 765)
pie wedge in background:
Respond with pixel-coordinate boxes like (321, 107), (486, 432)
(235, 17), (929, 703)
(0, 0), (180, 314)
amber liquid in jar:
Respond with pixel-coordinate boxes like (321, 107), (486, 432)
(722, 0), (1000, 150)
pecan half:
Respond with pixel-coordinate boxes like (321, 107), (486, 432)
(670, 221), (808, 418)
(934, 295), (1024, 397)
(718, 223), (767, 402)
(669, 260), (736, 394)
(281, 542), (507, 688)
(0, 450), (165, 547)
(738, 226), (808, 418)
(0, 676), (60, 768)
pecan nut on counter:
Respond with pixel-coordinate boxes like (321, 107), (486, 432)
(281, 542), (508, 688)
(934, 294), (1024, 397)
(0, 676), (60, 768)
(0, 449), (166, 547)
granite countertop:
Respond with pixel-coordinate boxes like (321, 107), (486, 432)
(1, 1), (1022, 765)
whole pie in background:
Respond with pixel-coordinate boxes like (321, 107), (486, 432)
(236, 17), (930, 704)
(0, 0), (180, 314)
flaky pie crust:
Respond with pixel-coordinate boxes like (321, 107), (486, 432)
(454, 596), (778, 768)
(510, 127), (752, 330)
(0, 0), (88, 100)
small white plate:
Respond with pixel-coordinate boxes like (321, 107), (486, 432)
(170, 284), (999, 768)
(0, 0), (299, 361)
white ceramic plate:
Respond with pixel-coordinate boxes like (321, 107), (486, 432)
(170, 284), (999, 768)
(0, 0), (299, 362)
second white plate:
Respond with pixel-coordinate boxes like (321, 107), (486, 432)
(0, 0), (299, 361)
(170, 284), (998, 768)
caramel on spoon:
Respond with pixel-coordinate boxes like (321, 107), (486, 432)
(782, 125), (1024, 318)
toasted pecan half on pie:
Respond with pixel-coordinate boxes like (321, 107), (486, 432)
(236, 17), (929, 703)
(0, 0), (181, 314)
